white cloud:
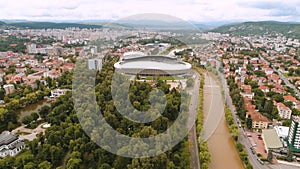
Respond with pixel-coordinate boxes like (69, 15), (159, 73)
(0, 0), (299, 22)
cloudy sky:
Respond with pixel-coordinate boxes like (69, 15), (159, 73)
(0, 0), (300, 22)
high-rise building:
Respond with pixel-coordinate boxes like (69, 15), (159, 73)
(88, 59), (102, 70)
(287, 116), (300, 152)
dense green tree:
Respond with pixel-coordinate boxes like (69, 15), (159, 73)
(24, 162), (37, 169)
(31, 112), (39, 121)
(246, 116), (253, 130)
(0, 156), (15, 169)
(38, 161), (52, 169)
(267, 150), (273, 163)
(39, 105), (51, 118)
(287, 150), (293, 162)
(0, 88), (5, 100)
(263, 100), (273, 114)
(295, 68), (300, 75)
(272, 94), (284, 102)
(22, 115), (34, 125)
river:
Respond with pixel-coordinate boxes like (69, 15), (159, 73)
(203, 74), (245, 169)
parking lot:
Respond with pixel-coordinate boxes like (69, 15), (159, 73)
(246, 131), (268, 158)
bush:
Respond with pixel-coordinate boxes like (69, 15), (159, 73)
(22, 115), (34, 125)
(31, 112), (39, 121)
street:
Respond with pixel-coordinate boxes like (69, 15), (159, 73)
(216, 60), (271, 169)
(188, 69), (201, 169)
(259, 54), (300, 99)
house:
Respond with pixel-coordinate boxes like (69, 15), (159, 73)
(259, 85), (270, 93)
(245, 99), (269, 129)
(3, 84), (15, 95)
(50, 89), (70, 99)
(43, 70), (61, 79)
(271, 88), (286, 95)
(267, 74), (282, 84)
(246, 110), (269, 129)
(238, 67), (247, 75)
(283, 95), (297, 103)
(240, 84), (255, 99)
(277, 103), (292, 119)
(283, 95), (299, 109)
(241, 85), (252, 94)
(264, 68), (274, 75)
(0, 131), (25, 158)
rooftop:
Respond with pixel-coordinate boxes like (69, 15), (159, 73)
(274, 126), (289, 138)
(262, 129), (283, 149)
(115, 55), (191, 71)
(0, 131), (18, 147)
(115, 60), (191, 71)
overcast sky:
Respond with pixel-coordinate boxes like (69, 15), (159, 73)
(1, 0), (300, 22)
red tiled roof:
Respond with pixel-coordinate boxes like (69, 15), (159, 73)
(247, 110), (269, 122)
(283, 95), (297, 102)
(277, 103), (291, 111)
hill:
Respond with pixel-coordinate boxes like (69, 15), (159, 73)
(7, 22), (103, 29)
(80, 22), (132, 29)
(0, 21), (6, 26)
(210, 21), (300, 39)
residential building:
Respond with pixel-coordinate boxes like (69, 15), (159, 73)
(283, 95), (299, 109)
(277, 103), (292, 119)
(3, 84), (15, 95)
(259, 85), (270, 93)
(50, 89), (70, 99)
(287, 116), (300, 152)
(264, 68), (274, 75)
(246, 110), (269, 129)
(0, 131), (25, 157)
(88, 59), (102, 70)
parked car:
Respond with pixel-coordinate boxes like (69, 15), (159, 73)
(257, 158), (264, 165)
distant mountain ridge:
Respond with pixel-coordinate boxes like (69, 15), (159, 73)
(8, 22), (103, 29)
(0, 21), (5, 26)
(0, 21), (103, 29)
(210, 21), (300, 39)
(2, 20), (300, 38)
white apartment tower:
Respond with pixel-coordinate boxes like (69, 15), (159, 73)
(287, 116), (300, 152)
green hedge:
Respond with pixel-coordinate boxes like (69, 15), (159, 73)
(194, 68), (211, 169)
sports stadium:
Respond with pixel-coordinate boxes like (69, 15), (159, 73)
(114, 52), (192, 76)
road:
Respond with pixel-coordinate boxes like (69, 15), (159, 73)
(188, 70), (202, 169)
(258, 54), (300, 99)
(12, 122), (47, 141)
(215, 60), (271, 169)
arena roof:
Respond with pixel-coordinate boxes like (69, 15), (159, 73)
(114, 53), (192, 75)
(114, 60), (191, 71)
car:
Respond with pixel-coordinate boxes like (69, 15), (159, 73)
(257, 158), (264, 165)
